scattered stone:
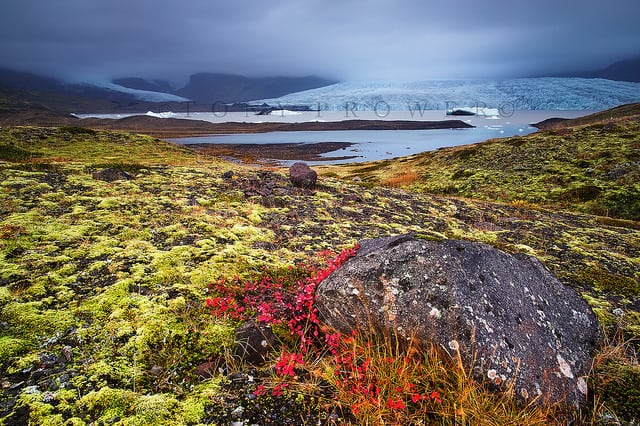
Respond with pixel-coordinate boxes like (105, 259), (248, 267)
(91, 168), (133, 182)
(150, 365), (163, 376)
(606, 161), (639, 180)
(288, 162), (317, 189)
(22, 386), (40, 395)
(61, 346), (73, 362)
(39, 354), (57, 369)
(231, 405), (245, 419)
(234, 321), (276, 366)
(315, 235), (602, 406)
(7, 382), (25, 392)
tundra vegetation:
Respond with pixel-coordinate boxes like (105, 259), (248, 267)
(0, 106), (638, 424)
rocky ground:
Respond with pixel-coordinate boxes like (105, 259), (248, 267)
(0, 116), (638, 424)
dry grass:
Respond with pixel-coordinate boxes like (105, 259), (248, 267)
(297, 330), (564, 425)
(383, 169), (420, 187)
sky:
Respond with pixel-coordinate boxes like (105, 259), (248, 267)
(1, 0), (639, 83)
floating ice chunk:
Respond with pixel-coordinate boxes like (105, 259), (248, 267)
(145, 111), (175, 119)
(269, 109), (303, 116)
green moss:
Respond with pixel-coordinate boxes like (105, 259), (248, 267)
(414, 232), (446, 242)
(76, 386), (213, 425)
(1, 301), (74, 340)
(6, 352), (40, 374)
(78, 387), (137, 423)
(91, 161), (146, 174)
(12, 390), (62, 425)
(574, 266), (640, 297)
(0, 336), (29, 363)
(581, 294), (617, 329)
(0, 142), (39, 161)
(59, 126), (98, 136)
(0, 286), (11, 305)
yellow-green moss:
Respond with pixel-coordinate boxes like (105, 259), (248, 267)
(1, 301), (75, 340)
(574, 266), (640, 297)
(0, 336), (29, 363)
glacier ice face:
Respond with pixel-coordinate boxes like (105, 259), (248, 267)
(258, 78), (640, 111)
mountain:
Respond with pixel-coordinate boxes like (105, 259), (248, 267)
(258, 78), (640, 111)
(0, 68), (189, 113)
(172, 73), (338, 104)
(549, 56), (640, 83)
(0, 68), (66, 92)
(584, 57), (640, 82)
(0, 68), (337, 114)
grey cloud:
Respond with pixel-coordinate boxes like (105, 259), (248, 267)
(0, 0), (638, 82)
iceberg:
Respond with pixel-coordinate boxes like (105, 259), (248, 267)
(145, 111), (175, 118)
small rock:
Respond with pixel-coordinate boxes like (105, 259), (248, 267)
(234, 321), (276, 366)
(92, 168), (133, 182)
(22, 386), (40, 395)
(150, 365), (163, 376)
(39, 353), (57, 369)
(195, 361), (219, 379)
(7, 381), (25, 392)
(62, 346), (73, 362)
(231, 405), (245, 420)
(289, 162), (317, 189)
(222, 170), (235, 180)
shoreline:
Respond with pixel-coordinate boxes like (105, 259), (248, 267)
(81, 117), (475, 138)
(187, 141), (359, 163)
(0, 110), (474, 138)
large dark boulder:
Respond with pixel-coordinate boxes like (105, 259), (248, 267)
(315, 235), (602, 406)
(288, 162), (317, 189)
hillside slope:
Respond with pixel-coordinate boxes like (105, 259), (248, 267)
(324, 105), (640, 220)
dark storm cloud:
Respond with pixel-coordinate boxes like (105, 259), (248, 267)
(1, 0), (639, 82)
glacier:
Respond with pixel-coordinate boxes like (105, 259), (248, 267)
(79, 81), (191, 103)
(257, 78), (640, 111)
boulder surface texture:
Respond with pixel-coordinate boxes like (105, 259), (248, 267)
(315, 235), (602, 405)
(288, 162), (317, 189)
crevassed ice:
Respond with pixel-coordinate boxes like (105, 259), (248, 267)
(258, 78), (640, 111)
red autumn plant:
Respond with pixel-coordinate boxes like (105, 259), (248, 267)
(205, 245), (358, 353)
(205, 244), (445, 420)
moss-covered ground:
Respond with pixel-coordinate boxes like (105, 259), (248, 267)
(322, 113), (640, 221)
(0, 121), (638, 424)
